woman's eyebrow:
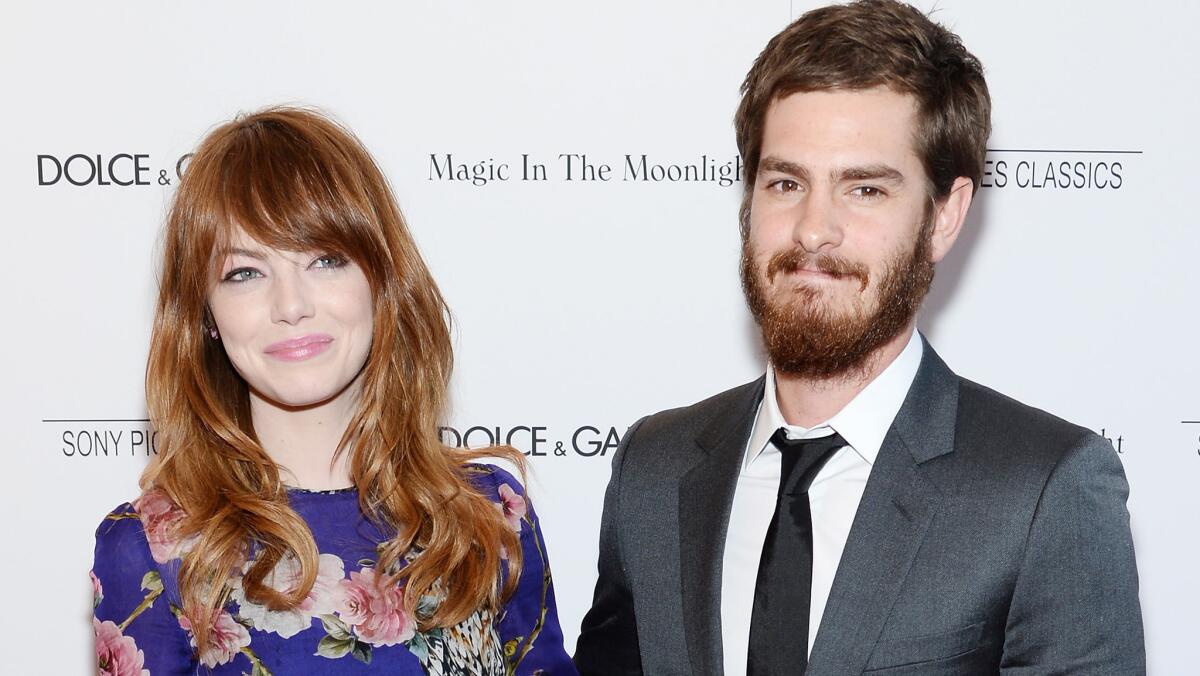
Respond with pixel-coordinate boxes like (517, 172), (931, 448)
(222, 247), (269, 260)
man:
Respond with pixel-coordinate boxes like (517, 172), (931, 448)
(574, 1), (1144, 674)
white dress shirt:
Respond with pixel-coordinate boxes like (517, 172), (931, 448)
(719, 330), (923, 675)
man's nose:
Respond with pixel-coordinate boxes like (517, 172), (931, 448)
(791, 192), (844, 253)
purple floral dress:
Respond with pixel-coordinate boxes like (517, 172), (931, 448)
(91, 464), (576, 675)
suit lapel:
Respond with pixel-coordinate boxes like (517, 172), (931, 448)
(679, 378), (764, 676)
(807, 341), (961, 675)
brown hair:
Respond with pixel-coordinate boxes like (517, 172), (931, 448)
(142, 106), (523, 648)
(735, 0), (991, 229)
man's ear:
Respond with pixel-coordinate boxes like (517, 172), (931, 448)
(929, 176), (974, 263)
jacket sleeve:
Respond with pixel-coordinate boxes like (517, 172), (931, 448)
(1000, 433), (1146, 675)
(573, 417), (646, 676)
(91, 504), (195, 674)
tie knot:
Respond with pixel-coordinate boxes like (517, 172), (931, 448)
(770, 428), (846, 496)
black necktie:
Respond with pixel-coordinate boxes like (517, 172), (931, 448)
(747, 428), (846, 676)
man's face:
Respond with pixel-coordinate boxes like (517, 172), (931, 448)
(741, 87), (946, 379)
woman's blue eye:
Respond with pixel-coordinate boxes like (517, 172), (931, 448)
(312, 254), (345, 269)
(222, 268), (261, 283)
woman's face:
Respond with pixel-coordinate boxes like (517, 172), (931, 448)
(207, 227), (374, 412)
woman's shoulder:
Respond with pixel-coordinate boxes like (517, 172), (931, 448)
(93, 501), (144, 556)
(463, 463), (530, 532)
(92, 498), (168, 619)
(463, 462), (526, 496)
(94, 488), (193, 566)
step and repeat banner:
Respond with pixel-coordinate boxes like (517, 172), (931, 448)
(3, 1), (1195, 672)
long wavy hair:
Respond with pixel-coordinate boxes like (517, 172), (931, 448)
(142, 106), (524, 649)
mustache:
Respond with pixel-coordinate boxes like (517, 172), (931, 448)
(766, 249), (870, 290)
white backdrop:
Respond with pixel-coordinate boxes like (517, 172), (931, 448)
(3, 1), (1196, 673)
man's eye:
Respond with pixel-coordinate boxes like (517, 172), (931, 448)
(769, 179), (800, 192)
(851, 186), (885, 199)
(312, 254), (346, 269)
(222, 267), (261, 283)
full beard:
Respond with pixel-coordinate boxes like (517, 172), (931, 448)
(740, 222), (935, 381)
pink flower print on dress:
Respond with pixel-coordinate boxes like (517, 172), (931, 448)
(232, 553), (346, 638)
(178, 609), (251, 668)
(335, 567), (416, 646)
(497, 483), (527, 532)
(133, 489), (196, 563)
(93, 618), (148, 676)
(90, 570), (104, 608)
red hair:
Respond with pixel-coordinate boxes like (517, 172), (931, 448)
(142, 106), (523, 649)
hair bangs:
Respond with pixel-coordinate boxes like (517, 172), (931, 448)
(204, 117), (388, 290)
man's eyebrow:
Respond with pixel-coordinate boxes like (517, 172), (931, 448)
(758, 156), (810, 182)
(759, 157), (905, 186)
(835, 164), (905, 185)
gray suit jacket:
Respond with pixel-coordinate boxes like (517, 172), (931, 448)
(575, 342), (1144, 675)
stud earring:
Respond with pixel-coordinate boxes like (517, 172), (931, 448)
(208, 326), (220, 340)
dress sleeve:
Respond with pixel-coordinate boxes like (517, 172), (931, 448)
(92, 503), (195, 674)
(481, 465), (578, 676)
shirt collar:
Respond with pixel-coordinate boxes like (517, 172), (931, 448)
(744, 329), (924, 470)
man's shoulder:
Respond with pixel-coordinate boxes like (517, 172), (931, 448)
(953, 374), (1101, 464)
(630, 377), (763, 444)
(916, 340), (1098, 454)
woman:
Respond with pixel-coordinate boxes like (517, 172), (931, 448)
(91, 107), (575, 675)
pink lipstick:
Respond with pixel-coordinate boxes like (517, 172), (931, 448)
(264, 333), (334, 362)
